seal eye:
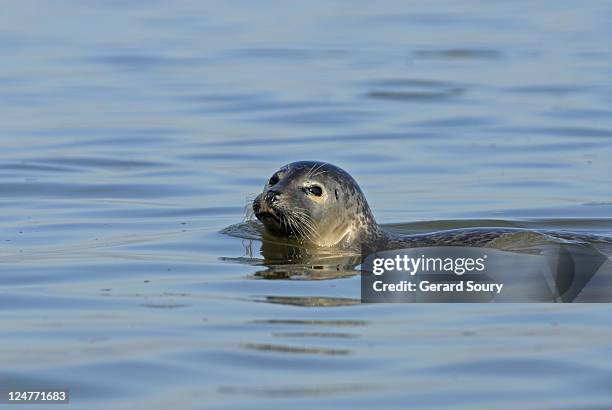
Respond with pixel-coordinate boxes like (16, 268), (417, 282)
(304, 185), (323, 197)
(268, 173), (280, 186)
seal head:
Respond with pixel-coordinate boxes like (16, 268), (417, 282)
(253, 161), (379, 248)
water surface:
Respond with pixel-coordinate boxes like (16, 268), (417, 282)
(1, 1), (612, 409)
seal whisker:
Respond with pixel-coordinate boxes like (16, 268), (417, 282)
(244, 193), (259, 216)
(289, 210), (319, 241)
(280, 212), (290, 235)
(307, 163), (326, 179)
(285, 210), (303, 237)
(293, 213), (317, 236)
(309, 164), (328, 179)
(288, 212), (310, 243)
(305, 163), (318, 179)
(284, 209), (310, 242)
(292, 210), (318, 231)
(291, 207), (318, 227)
(244, 199), (256, 222)
(292, 218), (309, 243)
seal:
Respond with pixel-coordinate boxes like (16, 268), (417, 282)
(252, 161), (612, 251)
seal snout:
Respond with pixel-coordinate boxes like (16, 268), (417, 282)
(259, 189), (283, 215)
(264, 190), (281, 205)
(254, 189), (284, 227)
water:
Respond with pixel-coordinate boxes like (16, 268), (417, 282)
(1, 1), (612, 408)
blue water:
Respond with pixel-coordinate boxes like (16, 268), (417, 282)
(1, 1), (612, 409)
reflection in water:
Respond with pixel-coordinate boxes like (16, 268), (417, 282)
(366, 89), (464, 102)
(241, 342), (350, 356)
(222, 221), (361, 281)
(271, 332), (358, 339)
(413, 48), (502, 60)
(251, 319), (367, 327)
(222, 223), (364, 305)
(218, 382), (376, 398)
(257, 296), (360, 307)
(365, 77), (466, 103)
(253, 268), (357, 280)
(253, 240), (360, 280)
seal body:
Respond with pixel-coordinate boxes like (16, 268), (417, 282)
(253, 161), (612, 250)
